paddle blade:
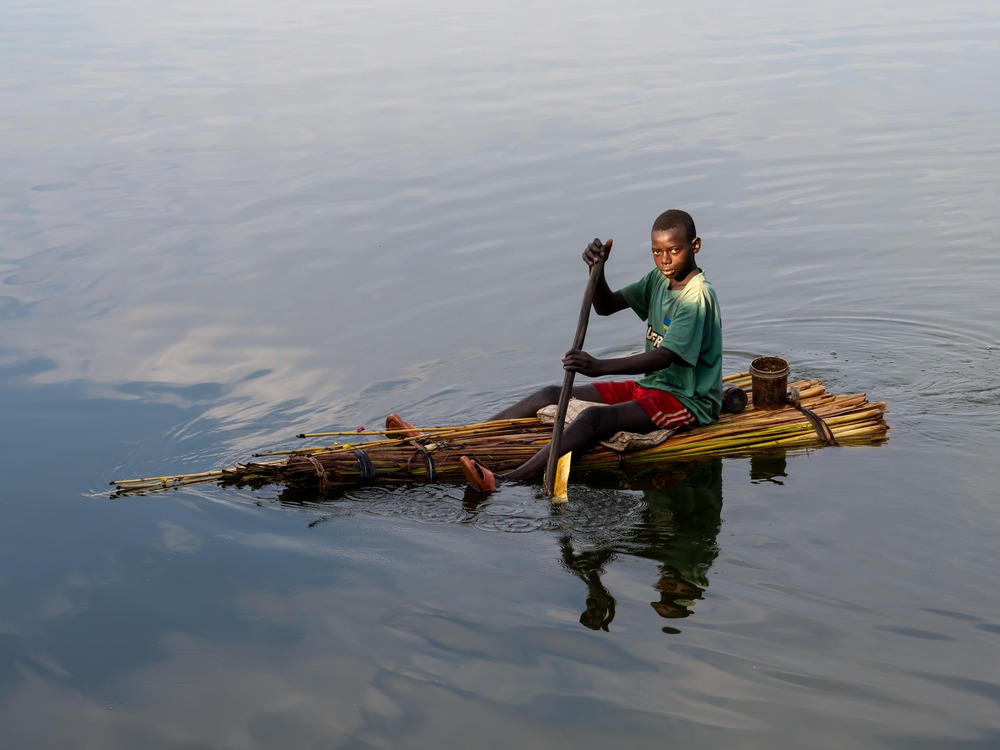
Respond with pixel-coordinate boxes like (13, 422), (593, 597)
(550, 452), (572, 502)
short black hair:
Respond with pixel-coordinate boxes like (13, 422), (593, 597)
(651, 209), (697, 242)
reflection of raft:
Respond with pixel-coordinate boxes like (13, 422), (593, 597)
(112, 372), (888, 495)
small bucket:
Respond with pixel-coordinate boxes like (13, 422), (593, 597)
(750, 356), (789, 410)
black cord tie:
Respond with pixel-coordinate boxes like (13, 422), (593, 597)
(416, 443), (436, 482)
(353, 449), (377, 483)
(787, 386), (837, 445)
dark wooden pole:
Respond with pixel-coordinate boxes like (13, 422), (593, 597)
(544, 254), (607, 496)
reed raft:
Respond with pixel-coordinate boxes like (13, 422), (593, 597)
(112, 372), (888, 496)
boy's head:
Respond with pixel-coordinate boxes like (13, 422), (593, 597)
(650, 209), (701, 286)
(651, 209), (697, 242)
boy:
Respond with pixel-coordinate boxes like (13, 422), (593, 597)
(390, 209), (722, 492)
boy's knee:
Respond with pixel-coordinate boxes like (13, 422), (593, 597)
(576, 405), (609, 434)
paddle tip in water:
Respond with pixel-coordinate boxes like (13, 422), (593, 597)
(551, 452), (572, 502)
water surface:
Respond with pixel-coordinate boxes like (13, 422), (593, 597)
(2, 1), (999, 747)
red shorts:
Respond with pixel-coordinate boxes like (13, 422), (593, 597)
(592, 380), (697, 430)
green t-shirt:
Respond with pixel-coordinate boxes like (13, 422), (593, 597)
(619, 269), (722, 424)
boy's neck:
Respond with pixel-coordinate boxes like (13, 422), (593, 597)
(669, 267), (701, 290)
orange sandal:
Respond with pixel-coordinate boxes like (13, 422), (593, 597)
(385, 413), (422, 438)
(460, 456), (497, 492)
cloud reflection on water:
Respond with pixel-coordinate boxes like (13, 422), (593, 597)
(4, 0), (999, 467)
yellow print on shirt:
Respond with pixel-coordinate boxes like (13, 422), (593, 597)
(645, 314), (671, 348)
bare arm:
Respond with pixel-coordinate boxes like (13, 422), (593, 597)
(562, 346), (680, 378)
(584, 238), (630, 316)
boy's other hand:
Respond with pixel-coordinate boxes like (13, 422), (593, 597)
(583, 238), (613, 268)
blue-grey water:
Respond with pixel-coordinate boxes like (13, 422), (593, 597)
(2, 1), (999, 747)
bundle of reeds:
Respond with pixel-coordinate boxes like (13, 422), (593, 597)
(111, 373), (887, 495)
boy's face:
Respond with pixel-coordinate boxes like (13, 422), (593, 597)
(651, 227), (701, 287)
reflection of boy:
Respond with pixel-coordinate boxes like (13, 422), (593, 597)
(557, 459), (724, 631)
(456, 209), (723, 491)
(641, 459), (724, 621)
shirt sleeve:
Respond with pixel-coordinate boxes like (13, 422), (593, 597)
(619, 271), (654, 321)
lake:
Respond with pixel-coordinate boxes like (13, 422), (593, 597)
(2, 0), (999, 747)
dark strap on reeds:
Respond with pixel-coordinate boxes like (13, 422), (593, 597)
(787, 387), (837, 445)
(416, 444), (436, 482)
(305, 455), (330, 493)
(353, 449), (377, 483)
(401, 442), (437, 482)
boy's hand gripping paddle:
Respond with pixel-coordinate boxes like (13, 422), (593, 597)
(544, 244), (609, 501)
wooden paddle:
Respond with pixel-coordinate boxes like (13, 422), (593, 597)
(544, 243), (609, 500)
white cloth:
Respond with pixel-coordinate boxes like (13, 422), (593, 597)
(536, 398), (676, 453)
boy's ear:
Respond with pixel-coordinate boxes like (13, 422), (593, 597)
(692, 237), (702, 253)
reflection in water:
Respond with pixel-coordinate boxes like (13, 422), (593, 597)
(272, 455), (793, 633)
(750, 452), (788, 485)
(559, 460), (725, 633)
(558, 453), (791, 632)
(559, 536), (617, 632)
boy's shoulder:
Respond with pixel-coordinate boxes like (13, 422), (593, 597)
(677, 270), (716, 298)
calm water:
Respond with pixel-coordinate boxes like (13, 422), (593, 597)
(2, 0), (999, 747)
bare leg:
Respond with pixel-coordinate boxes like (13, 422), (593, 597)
(489, 383), (605, 421)
(504, 400), (656, 481)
